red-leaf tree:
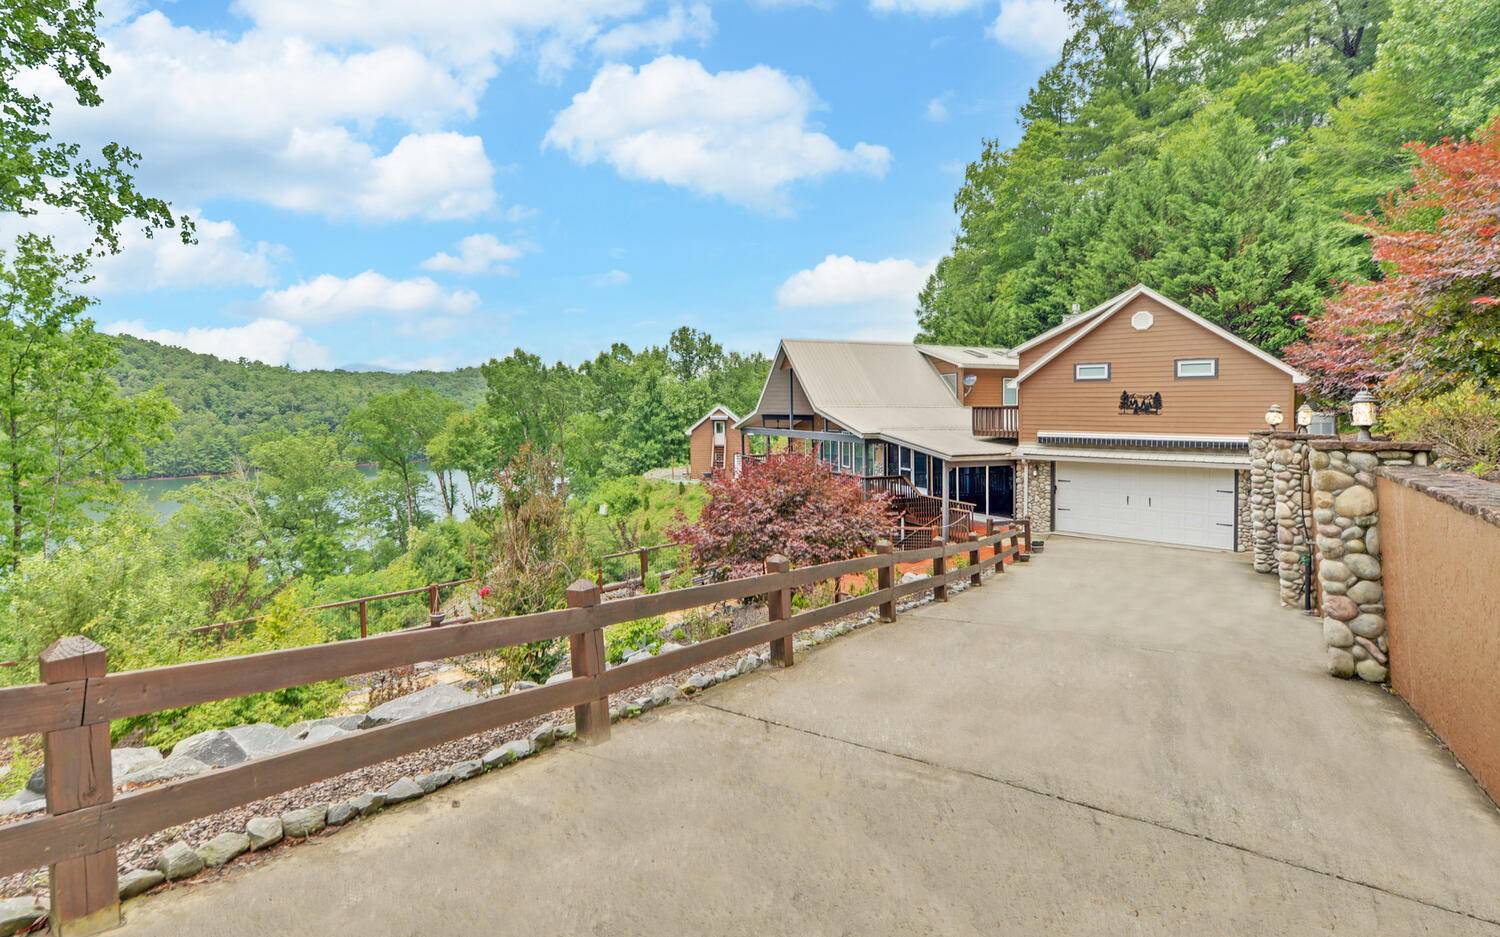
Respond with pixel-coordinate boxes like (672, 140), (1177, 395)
(1285, 120), (1500, 400)
(668, 451), (895, 580)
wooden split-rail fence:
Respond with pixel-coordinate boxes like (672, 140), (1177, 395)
(0, 519), (1031, 935)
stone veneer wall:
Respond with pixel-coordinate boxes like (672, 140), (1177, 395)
(1249, 433), (1276, 572)
(1235, 469), (1252, 553)
(1023, 460), (1053, 535)
(1273, 436), (1314, 607)
(1309, 440), (1432, 682)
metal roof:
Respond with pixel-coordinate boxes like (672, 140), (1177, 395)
(915, 344), (1018, 369)
(742, 339), (1016, 461)
(683, 404), (740, 436)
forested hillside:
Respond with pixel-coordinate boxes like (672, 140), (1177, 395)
(111, 335), (488, 476)
(917, 0), (1500, 355)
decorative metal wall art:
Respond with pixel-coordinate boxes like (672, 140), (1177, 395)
(1119, 391), (1163, 415)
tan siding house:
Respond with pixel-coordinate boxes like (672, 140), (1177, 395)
(686, 406), (743, 478)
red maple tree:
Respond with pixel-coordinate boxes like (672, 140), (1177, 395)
(1285, 120), (1500, 400)
(668, 451), (895, 580)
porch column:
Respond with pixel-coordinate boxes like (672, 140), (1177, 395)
(941, 464), (950, 540)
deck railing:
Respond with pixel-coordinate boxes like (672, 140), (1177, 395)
(971, 405), (1019, 439)
(0, 523), (1029, 933)
(595, 542), (692, 591)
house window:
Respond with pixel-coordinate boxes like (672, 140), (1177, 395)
(712, 420), (726, 436)
(854, 443), (865, 476)
(941, 371), (958, 398)
(1175, 357), (1218, 379)
(1074, 363), (1111, 381)
(840, 442), (852, 470)
(899, 446), (912, 480)
(913, 452), (928, 491)
(1002, 377), (1018, 406)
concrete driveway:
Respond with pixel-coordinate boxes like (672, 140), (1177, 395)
(114, 537), (1500, 936)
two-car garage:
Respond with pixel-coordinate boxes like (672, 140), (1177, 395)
(1052, 461), (1238, 551)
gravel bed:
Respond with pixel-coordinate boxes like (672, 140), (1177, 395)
(0, 568), (981, 903)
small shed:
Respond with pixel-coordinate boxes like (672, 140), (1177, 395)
(685, 405), (743, 478)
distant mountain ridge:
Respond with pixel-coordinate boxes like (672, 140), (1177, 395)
(109, 334), (487, 478)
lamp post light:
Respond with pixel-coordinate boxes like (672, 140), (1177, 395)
(1350, 390), (1378, 442)
(1265, 403), (1285, 430)
(1296, 402), (1313, 431)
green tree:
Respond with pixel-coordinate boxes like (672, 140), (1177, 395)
(0, 237), (176, 568)
(346, 388), (458, 543)
(251, 432), (362, 579)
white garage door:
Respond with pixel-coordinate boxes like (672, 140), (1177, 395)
(1053, 462), (1236, 550)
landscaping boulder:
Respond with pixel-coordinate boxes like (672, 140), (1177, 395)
(359, 683), (476, 729)
(481, 739), (533, 769)
(285, 715), (363, 740)
(383, 777), (424, 805)
(197, 831), (249, 868)
(351, 792), (386, 816)
(172, 724), (295, 768)
(299, 724), (356, 745)
(544, 671), (571, 686)
(649, 685), (679, 707)
(280, 804), (328, 837)
(326, 802), (359, 826)
(452, 760), (482, 781)
(118, 868), (165, 900)
(0, 896), (44, 937)
(0, 790), (43, 818)
(416, 770), (454, 794)
(121, 753), (210, 786)
(246, 817), (283, 851)
(898, 571), (927, 585)
(27, 747), (163, 795)
(156, 841), (205, 881)
(528, 724), (558, 749)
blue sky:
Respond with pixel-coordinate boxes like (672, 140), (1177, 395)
(23, 0), (1069, 370)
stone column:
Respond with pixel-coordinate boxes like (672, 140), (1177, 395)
(1235, 469), (1252, 553)
(1023, 460), (1053, 535)
(1310, 440), (1433, 682)
(1272, 434), (1313, 608)
(1249, 432), (1275, 573)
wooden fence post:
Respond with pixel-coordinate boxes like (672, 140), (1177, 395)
(565, 580), (609, 743)
(986, 516), (995, 537)
(969, 531), (982, 587)
(40, 637), (119, 936)
(876, 540), (895, 622)
(428, 584), (440, 614)
(933, 536), (948, 602)
(639, 548), (649, 587)
(766, 555), (793, 668)
(358, 600), (368, 639)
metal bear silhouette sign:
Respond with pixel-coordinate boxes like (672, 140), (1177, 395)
(1119, 391), (1163, 415)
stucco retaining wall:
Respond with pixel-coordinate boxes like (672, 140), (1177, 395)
(1377, 466), (1500, 803)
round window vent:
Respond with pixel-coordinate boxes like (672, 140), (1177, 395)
(1131, 310), (1154, 331)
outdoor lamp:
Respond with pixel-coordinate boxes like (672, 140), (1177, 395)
(1264, 403), (1284, 429)
(1296, 402), (1313, 430)
(1350, 390), (1378, 442)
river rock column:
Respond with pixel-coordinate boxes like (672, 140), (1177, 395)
(1235, 469), (1252, 553)
(1272, 435), (1313, 607)
(1249, 432), (1275, 573)
(1023, 460), (1053, 536)
(1310, 440), (1433, 682)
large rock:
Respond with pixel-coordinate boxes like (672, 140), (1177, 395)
(285, 715), (363, 740)
(156, 841), (205, 881)
(415, 770), (454, 794)
(326, 802), (359, 826)
(299, 724), (356, 745)
(0, 897), (44, 937)
(246, 816), (283, 851)
(172, 723), (296, 768)
(121, 753), (210, 786)
(280, 804), (328, 837)
(118, 868), (165, 900)
(481, 739), (534, 769)
(1318, 560), (1350, 585)
(1313, 470), (1355, 492)
(649, 685), (679, 707)
(1344, 553), (1381, 580)
(1326, 647), (1356, 678)
(197, 831), (249, 868)
(27, 746), (162, 795)
(351, 792), (386, 816)
(1333, 485), (1377, 518)
(1355, 659), (1389, 683)
(1349, 613), (1386, 639)
(0, 790), (44, 818)
(359, 683), (476, 729)
(452, 760), (483, 781)
(383, 777), (425, 805)
(1322, 595), (1359, 622)
(1322, 619), (1354, 648)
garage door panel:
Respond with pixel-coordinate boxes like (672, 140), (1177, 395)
(1053, 463), (1234, 550)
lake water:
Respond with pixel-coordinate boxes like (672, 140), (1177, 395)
(123, 467), (478, 522)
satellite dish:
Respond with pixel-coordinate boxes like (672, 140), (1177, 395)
(962, 374), (978, 388)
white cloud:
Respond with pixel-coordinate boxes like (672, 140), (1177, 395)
(251, 272), (480, 324)
(925, 95), (950, 123)
(545, 55), (890, 211)
(22, 10), (508, 221)
(420, 234), (525, 276)
(594, 3), (715, 58)
(870, 0), (981, 13)
(989, 0), (1071, 57)
(1, 209), (284, 293)
(105, 318), (333, 369)
(776, 254), (935, 308)
(593, 269), (631, 287)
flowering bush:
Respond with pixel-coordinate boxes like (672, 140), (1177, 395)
(667, 451), (895, 580)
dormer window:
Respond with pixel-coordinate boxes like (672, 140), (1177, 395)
(1074, 362), (1111, 381)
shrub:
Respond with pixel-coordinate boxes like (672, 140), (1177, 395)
(605, 616), (665, 663)
(667, 609), (728, 644)
(667, 452), (896, 580)
(1382, 383), (1500, 476)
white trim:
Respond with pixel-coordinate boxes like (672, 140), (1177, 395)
(686, 403), (741, 436)
(1033, 431), (1249, 444)
(1011, 292), (1129, 355)
(1022, 448), (1249, 469)
(1073, 362), (1111, 381)
(1014, 284), (1309, 385)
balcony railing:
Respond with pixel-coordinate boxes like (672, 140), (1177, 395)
(972, 405), (1019, 440)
